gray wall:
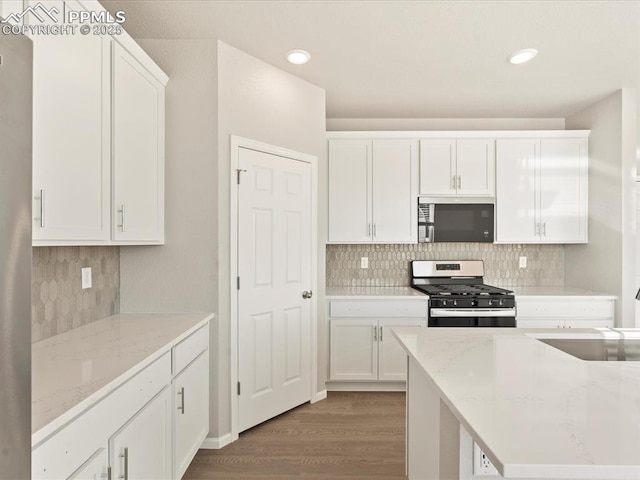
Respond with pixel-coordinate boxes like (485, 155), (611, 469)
(216, 41), (327, 437)
(565, 89), (637, 327)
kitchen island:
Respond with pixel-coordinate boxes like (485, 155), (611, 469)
(392, 327), (640, 480)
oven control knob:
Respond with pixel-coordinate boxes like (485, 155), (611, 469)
(442, 300), (448, 307)
(471, 299), (476, 307)
(488, 299), (494, 306)
(453, 300), (457, 306)
(499, 299), (504, 306)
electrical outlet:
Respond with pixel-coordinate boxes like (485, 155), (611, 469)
(519, 256), (527, 269)
(81, 267), (92, 289)
(360, 257), (369, 269)
(473, 443), (499, 476)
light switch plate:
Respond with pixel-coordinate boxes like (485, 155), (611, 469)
(81, 267), (92, 289)
(360, 257), (369, 269)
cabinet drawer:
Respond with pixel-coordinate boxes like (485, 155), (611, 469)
(172, 324), (209, 375)
(517, 299), (614, 319)
(329, 300), (427, 318)
(33, 353), (171, 480)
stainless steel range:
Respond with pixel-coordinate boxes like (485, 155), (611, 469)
(410, 260), (516, 327)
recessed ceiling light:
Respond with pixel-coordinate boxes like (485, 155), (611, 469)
(286, 49), (311, 65)
(508, 48), (538, 65)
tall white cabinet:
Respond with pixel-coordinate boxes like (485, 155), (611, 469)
(328, 138), (418, 243)
(28, 0), (168, 246)
(496, 135), (588, 243)
(30, 0), (110, 242)
(112, 42), (165, 243)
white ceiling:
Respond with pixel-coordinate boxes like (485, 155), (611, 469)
(100, 0), (640, 119)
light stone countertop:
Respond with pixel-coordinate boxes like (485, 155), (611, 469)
(325, 286), (427, 299)
(392, 327), (640, 479)
(326, 285), (616, 300)
(32, 312), (214, 446)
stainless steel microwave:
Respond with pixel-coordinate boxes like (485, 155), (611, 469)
(418, 198), (494, 243)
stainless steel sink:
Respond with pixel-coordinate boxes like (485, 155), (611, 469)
(539, 337), (640, 361)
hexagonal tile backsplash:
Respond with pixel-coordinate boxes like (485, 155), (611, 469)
(326, 243), (565, 287)
(32, 246), (120, 343)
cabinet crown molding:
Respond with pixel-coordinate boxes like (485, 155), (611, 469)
(326, 130), (590, 139)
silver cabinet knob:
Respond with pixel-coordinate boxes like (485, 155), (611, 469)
(302, 290), (313, 299)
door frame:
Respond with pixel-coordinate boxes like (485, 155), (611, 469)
(229, 135), (319, 441)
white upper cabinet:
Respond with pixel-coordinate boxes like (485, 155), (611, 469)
(28, 0), (167, 246)
(419, 139), (494, 196)
(328, 140), (371, 243)
(30, 0), (110, 243)
(112, 42), (165, 243)
(496, 136), (588, 243)
(328, 138), (418, 243)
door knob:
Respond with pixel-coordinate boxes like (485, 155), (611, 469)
(302, 290), (313, 299)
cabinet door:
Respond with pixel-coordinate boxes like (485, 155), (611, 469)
(496, 139), (539, 242)
(67, 448), (108, 480)
(516, 319), (564, 328)
(112, 42), (165, 243)
(371, 140), (418, 243)
(30, 0), (110, 242)
(419, 140), (456, 195)
(539, 139), (588, 243)
(378, 319), (424, 381)
(455, 139), (495, 196)
(174, 352), (209, 480)
(329, 319), (378, 381)
(110, 387), (172, 480)
(328, 140), (372, 242)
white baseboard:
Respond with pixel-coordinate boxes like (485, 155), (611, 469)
(326, 381), (406, 392)
(200, 433), (233, 450)
(312, 389), (327, 403)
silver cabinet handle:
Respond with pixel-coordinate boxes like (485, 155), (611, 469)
(35, 189), (45, 227)
(373, 223), (376, 237)
(302, 290), (313, 299)
(379, 326), (383, 341)
(542, 222), (547, 236)
(451, 175), (456, 189)
(367, 223), (371, 237)
(535, 222), (540, 236)
(118, 204), (126, 232)
(373, 325), (377, 341)
(178, 387), (185, 414)
(457, 175), (462, 189)
(119, 447), (128, 480)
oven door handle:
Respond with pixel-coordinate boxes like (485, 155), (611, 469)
(430, 308), (515, 318)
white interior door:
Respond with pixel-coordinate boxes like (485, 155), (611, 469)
(238, 147), (312, 432)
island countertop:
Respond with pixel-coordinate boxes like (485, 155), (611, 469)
(32, 312), (214, 445)
(392, 327), (640, 479)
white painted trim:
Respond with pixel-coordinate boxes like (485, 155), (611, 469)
(326, 381), (406, 392)
(200, 433), (233, 450)
(326, 130), (591, 139)
(229, 135), (319, 442)
(312, 389), (328, 403)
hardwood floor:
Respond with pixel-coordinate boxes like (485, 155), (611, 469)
(184, 392), (407, 480)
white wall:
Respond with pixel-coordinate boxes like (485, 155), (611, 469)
(216, 41), (327, 437)
(565, 89), (637, 327)
(327, 117), (565, 131)
(118, 39), (220, 430)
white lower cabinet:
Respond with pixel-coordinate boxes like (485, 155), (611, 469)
(173, 351), (209, 480)
(516, 297), (615, 328)
(328, 300), (427, 384)
(32, 324), (210, 480)
(110, 388), (172, 480)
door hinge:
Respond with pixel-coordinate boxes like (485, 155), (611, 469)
(236, 168), (247, 184)
(237, 276), (240, 290)
(237, 382), (241, 395)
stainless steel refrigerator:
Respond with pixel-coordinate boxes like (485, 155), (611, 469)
(0, 31), (33, 479)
